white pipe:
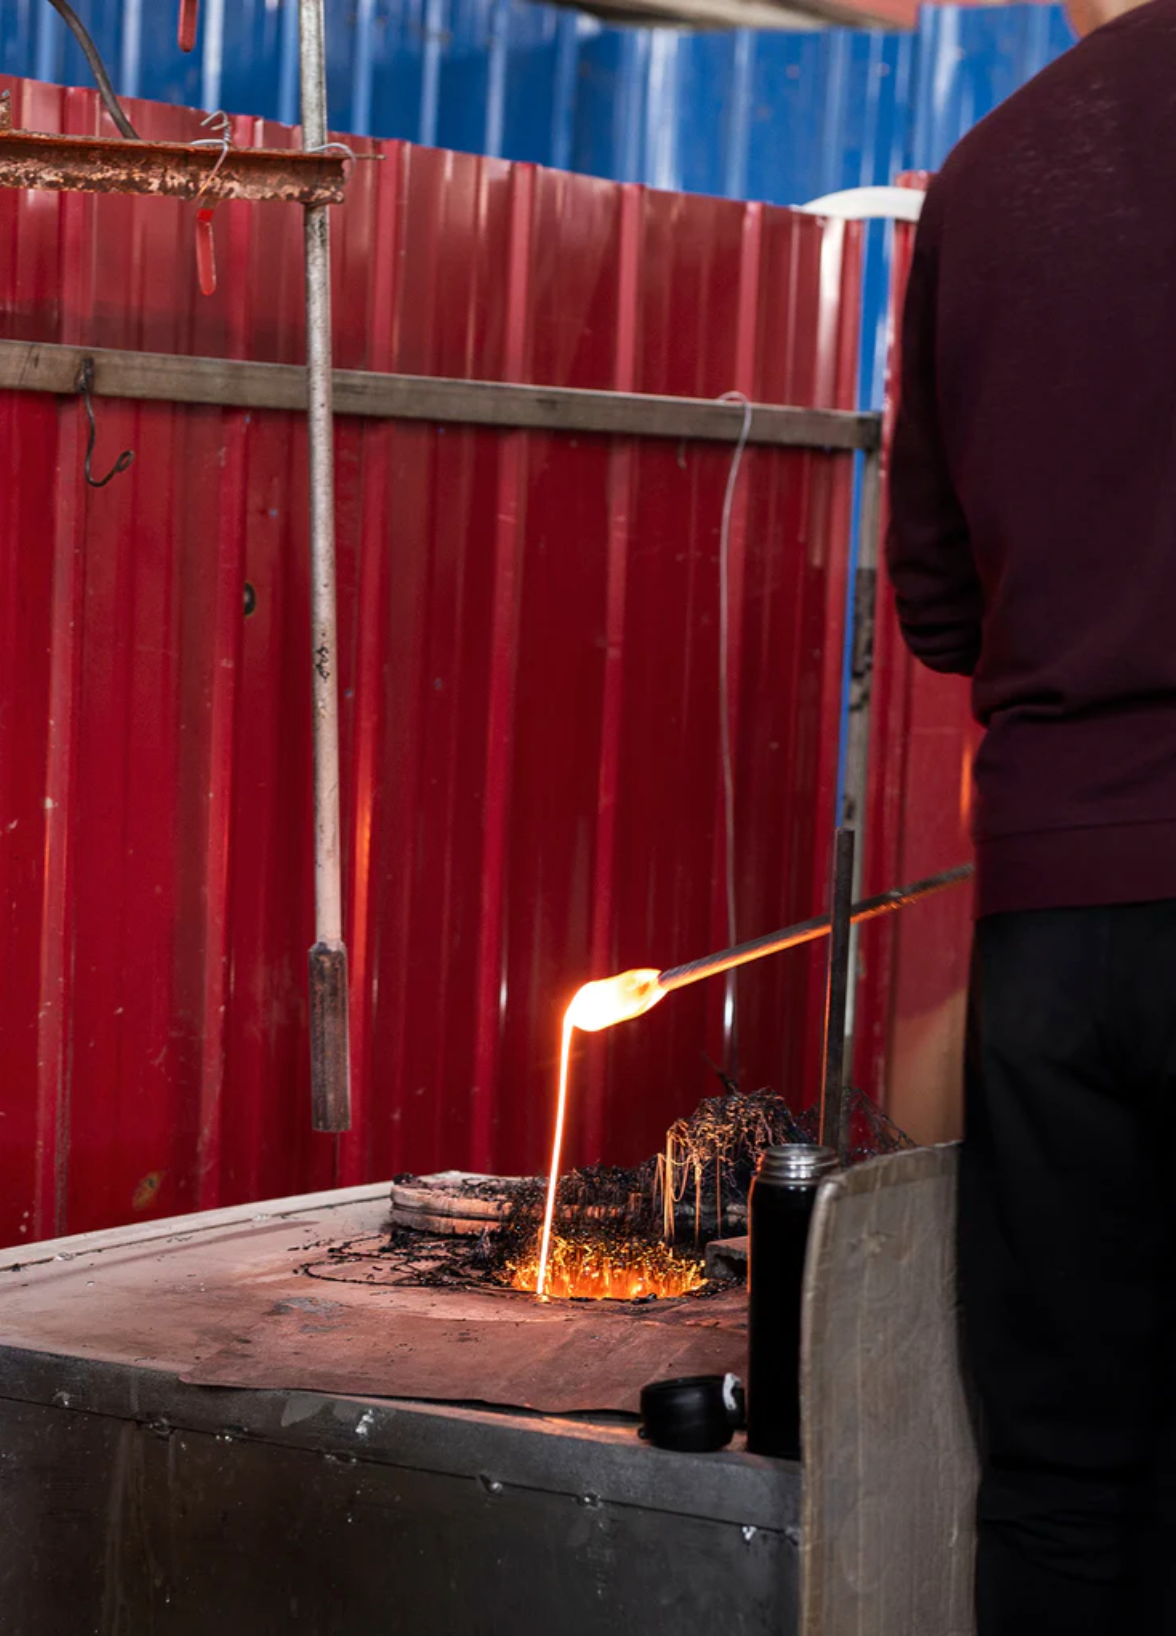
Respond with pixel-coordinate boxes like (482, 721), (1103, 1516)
(797, 186), (925, 223)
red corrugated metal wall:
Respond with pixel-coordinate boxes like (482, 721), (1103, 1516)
(0, 77), (862, 1247)
(854, 185), (977, 1146)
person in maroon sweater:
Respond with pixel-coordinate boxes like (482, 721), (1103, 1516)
(888, 0), (1176, 1629)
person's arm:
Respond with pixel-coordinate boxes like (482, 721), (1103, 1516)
(886, 189), (983, 677)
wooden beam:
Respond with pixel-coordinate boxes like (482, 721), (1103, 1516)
(0, 340), (880, 452)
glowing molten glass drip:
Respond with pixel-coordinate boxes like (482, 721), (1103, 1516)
(534, 970), (664, 1299)
(512, 1238), (704, 1302)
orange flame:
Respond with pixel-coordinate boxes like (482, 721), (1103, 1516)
(567, 969), (664, 1032)
(512, 1236), (704, 1301)
(534, 970), (664, 1298)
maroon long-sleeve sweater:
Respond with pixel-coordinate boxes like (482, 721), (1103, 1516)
(887, 0), (1176, 917)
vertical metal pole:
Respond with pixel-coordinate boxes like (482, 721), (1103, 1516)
(300, 0), (351, 1132)
(839, 442), (883, 1054)
(840, 445), (882, 834)
(819, 826), (855, 1156)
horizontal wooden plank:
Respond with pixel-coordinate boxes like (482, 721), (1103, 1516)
(0, 339), (880, 451)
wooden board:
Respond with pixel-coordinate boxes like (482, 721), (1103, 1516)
(0, 339), (879, 451)
(801, 1144), (977, 1636)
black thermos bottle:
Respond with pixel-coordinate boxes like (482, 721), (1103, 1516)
(746, 1143), (839, 1459)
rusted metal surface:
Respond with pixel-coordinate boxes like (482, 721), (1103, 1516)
(191, 1290), (746, 1414)
(308, 941), (351, 1131)
(0, 1186), (795, 1636)
(0, 75), (861, 1247)
(0, 1185), (745, 1415)
(0, 123), (346, 203)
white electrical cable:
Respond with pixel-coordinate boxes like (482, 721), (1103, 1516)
(717, 390), (754, 1074)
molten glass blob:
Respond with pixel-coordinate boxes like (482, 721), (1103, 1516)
(566, 969), (664, 1033)
(534, 969), (666, 1298)
(512, 1236), (705, 1301)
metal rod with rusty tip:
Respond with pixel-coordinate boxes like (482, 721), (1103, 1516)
(544, 863), (974, 1048)
(818, 827), (855, 1153)
(656, 862), (974, 995)
(301, 0), (351, 1134)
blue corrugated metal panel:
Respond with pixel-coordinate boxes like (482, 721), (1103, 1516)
(564, 28), (914, 200)
(910, 1), (1076, 168)
(435, 0), (588, 163)
(331, 0), (436, 140)
(3, 2), (1075, 209)
(567, 26), (651, 183)
(2, 1), (1073, 396)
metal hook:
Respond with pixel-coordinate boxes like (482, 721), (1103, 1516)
(189, 113), (233, 298)
(75, 359), (134, 489)
(193, 107), (231, 150)
(305, 140), (382, 183)
(192, 109), (232, 205)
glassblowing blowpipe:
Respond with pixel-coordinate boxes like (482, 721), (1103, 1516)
(566, 861), (974, 1034)
(531, 858), (972, 1298)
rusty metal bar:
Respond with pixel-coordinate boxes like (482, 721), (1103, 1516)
(0, 340), (881, 451)
(0, 124), (346, 205)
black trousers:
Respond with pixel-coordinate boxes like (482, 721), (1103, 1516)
(961, 903), (1176, 1635)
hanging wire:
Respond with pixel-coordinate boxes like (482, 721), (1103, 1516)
(716, 390), (754, 1079)
(43, 0), (140, 140)
(75, 359), (134, 489)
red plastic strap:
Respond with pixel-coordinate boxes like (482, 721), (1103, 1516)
(178, 0), (199, 53)
(196, 207), (216, 297)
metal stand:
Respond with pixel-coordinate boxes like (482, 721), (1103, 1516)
(839, 444), (883, 1058)
(300, 0), (351, 1132)
(1, 34), (355, 1152)
(840, 444), (882, 842)
(818, 826), (855, 1154)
